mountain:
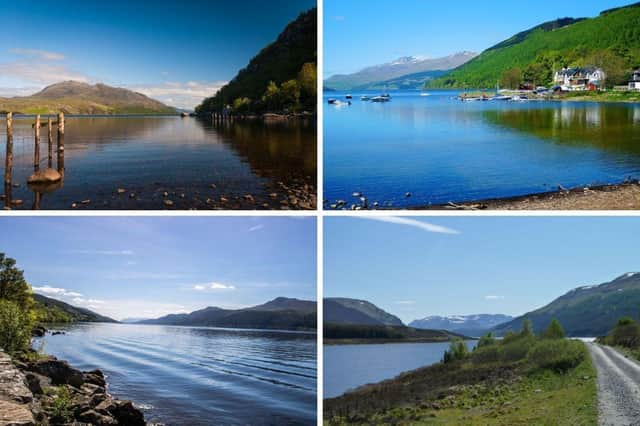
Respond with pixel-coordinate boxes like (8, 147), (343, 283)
(33, 293), (117, 323)
(492, 273), (640, 337)
(409, 314), (513, 338)
(324, 297), (404, 326)
(324, 52), (478, 91)
(137, 297), (316, 331)
(0, 81), (176, 115)
(429, 3), (640, 88)
(196, 8), (317, 114)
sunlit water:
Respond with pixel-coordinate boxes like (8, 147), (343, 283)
(323, 340), (476, 398)
(324, 90), (640, 208)
(35, 323), (317, 425)
(1, 115), (316, 210)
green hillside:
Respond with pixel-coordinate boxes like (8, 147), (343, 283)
(33, 293), (117, 324)
(195, 8), (317, 115)
(493, 273), (640, 337)
(429, 3), (640, 89)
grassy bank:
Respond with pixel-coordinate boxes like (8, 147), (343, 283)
(325, 322), (597, 425)
(557, 91), (640, 103)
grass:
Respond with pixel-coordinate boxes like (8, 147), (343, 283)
(325, 338), (597, 425)
(558, 90), (640, 103)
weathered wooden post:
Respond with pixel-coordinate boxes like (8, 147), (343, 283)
(4, 112), (13, 186)
(34, 115), (41, 172)
(57, 112), (65, 174)
(47, 117), (53, 168)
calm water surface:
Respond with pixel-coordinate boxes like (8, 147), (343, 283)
(1, 115), (316, 210)
(324, 90), (640, 208)
(35, 323), (317, 425)
(323, 340), (476, 398)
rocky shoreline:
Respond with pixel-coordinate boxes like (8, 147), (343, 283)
(0, 349), (151, 426)
(324, 180), (640, 211)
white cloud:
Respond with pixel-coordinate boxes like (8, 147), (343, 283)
(127, 80), (227, 109)
(0, 62), (89, 85)
(249, 224), (264, 232)
(485, 295), (505, 300)
(32, 286), (83, 298)
(193, 282), (236, 291)
(357, 217), (460, 235)
(9, 48), (65, 61)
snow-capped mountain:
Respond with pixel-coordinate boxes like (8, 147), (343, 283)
(409, 314), (513, 337)
(324, 51), (478, 90)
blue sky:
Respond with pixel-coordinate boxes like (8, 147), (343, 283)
(325, 0), (633, 77)
(0, 0), (315, 108)
(325, 216), (640, 323)
(1, 217), (316, 320)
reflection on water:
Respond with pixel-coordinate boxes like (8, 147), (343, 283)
(323, 91), (640, 208)
(37, 323), (317, 425)
(1, 115), (316, 210)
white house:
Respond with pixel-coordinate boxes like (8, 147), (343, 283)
(554, 67), (606, 91)
(629, 70), (640, 91)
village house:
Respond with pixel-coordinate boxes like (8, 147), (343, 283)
(629, 69), (640, 91)
(554, 67), (606, 91)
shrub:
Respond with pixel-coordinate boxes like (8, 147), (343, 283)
(0, 299), (34, 354)
(50, 386), (73, 422)
(609, 317), (640, 348)
(528, 339), (585, 373)
(541, 319), (566, 339)
(476, 332), (496, 348)
(471, 345), (502, 364)
(443, 338), (469, 364)
(501, 337), (535, 362)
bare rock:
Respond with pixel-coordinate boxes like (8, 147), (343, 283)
(27, 168), (61, 185)
(110, 400), (146, 426)
(30, 358), (84, 388)
(0, 400), (34, 425)
(77, 409), (118, 425)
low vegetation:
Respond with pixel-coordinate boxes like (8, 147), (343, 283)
(325, 319), (597, 425)
(597, 316), (640, 360)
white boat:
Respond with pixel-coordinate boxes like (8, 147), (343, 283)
(371, 96), (390, 102)
(492, 95), (512, 101)
(420, 93), (431, 97)
(360, 95), (371, 101)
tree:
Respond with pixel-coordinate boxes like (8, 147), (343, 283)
(280, 79), (301, 112)
(0, 300), (33, 354)
(262, 81), (282, 112)
(584, 49), (629, 88)
(520, 318), (534, 338)
(500, 67), (523, 89)
(524, 62), (552, 87)
(0, 253), (32, 311)
(298, 62), (317, 110)
(443, 338), (469, 364)
(232, 97), (251, 114)
(542, 319), (565, 339)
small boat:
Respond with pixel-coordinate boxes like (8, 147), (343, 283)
(420, 93), (430, 97)
(328, 98), (337, 104)
(381, 93), (391, 99)
(371, 96), (390, 103)
(360, 95), (371, 101)
(345, 94), (353, 99)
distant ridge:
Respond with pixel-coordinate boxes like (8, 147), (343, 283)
(324, 52), (478, 91)
(33, 293), (117, 323)
(137, 297), (316, 331)
(410, 314), (513, 338)
(324, 297), (404, 326)
(0, 81), (176, 115)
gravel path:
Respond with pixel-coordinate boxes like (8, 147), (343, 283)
(587, 343), (640, 425)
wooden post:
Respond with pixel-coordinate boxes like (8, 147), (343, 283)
(34, 115), (41, 172)
(47, 117), (53, 168)
(57, 112), (64, 174)
(4, 112), (12, 186)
